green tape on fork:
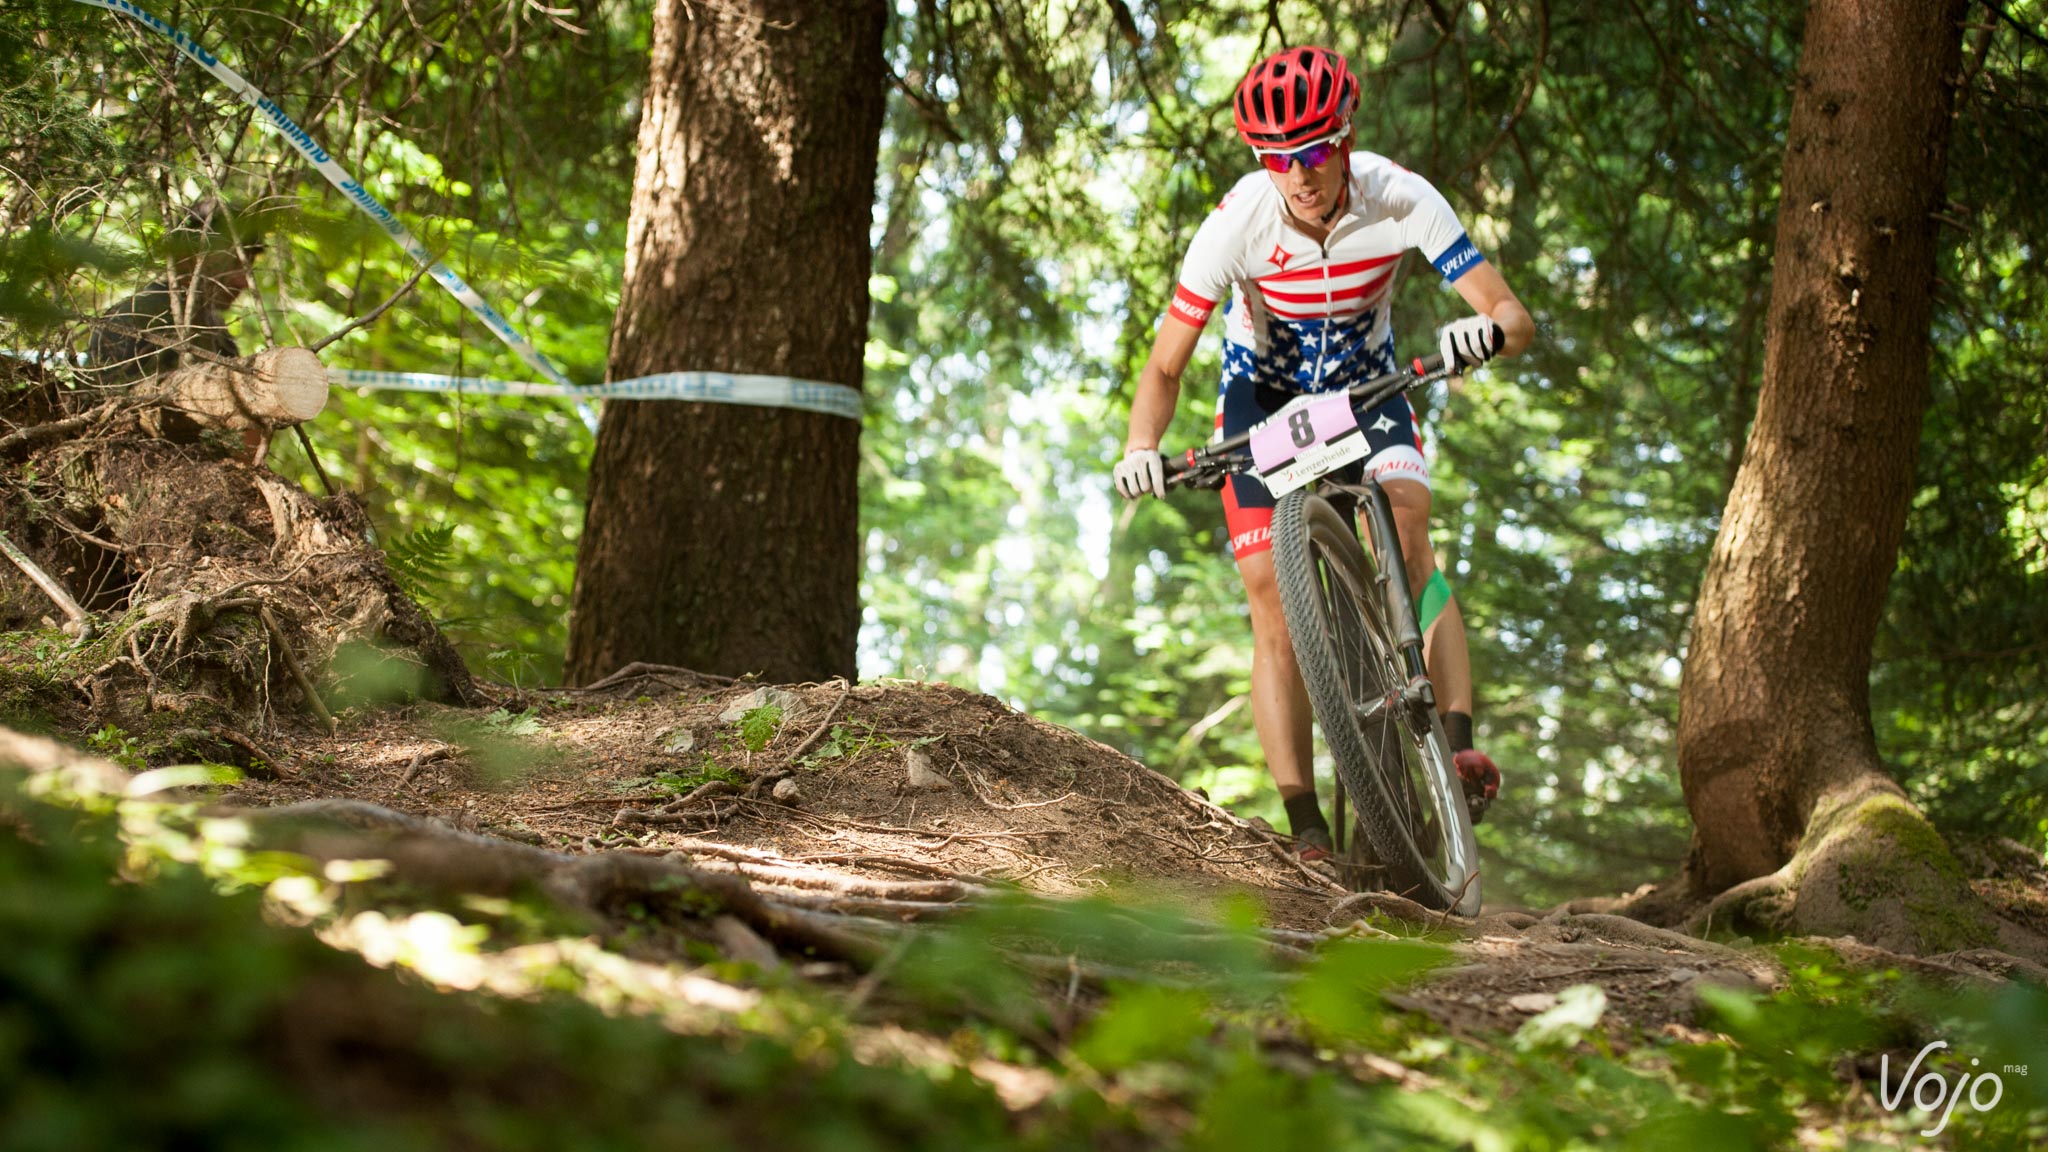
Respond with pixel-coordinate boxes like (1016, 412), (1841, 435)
(1417, 570), (1452, 633)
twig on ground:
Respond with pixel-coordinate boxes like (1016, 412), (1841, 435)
(258, 604), (336, 733)
(1432, 870), (1481, 932)
(32, 505), (135, 555)
(654, 777), (740, 814)
(571, 661), (735, 693)
(395, 744), (451, 794)
(784, 678), (851, 763)
(950, 748), (1076, 811)
(683, 858), (986, 903)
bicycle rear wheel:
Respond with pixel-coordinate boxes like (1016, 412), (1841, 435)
(1270, 489), (1481, 915)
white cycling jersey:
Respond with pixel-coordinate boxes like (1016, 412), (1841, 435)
(1168, 151), (1486, 393)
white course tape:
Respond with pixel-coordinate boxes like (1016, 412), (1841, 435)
(332, 370), (864, 422)
(75, 0), (863, 422)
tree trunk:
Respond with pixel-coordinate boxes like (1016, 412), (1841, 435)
(565, 0), (886, 685)
(1676, 0), (1968, 891)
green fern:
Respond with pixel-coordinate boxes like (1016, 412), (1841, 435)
(385, 523), (458, 604)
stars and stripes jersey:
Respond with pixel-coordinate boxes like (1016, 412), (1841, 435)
(1167, 151), (1487, 394)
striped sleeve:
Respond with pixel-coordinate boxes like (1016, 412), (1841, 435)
(1388, 169), (1487, 283)
(1165, 188), (1248, 327)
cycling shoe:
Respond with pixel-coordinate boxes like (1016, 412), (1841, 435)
(1454, 749), (1499, 823)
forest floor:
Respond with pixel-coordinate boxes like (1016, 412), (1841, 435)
(202, 666), (2004, 1046)
(12, 653), (2048, 1147)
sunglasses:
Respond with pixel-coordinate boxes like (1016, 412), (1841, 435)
(1257, 136), (1344, 174)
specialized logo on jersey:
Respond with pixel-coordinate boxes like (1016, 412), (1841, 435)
(1170, 285), (1217, 326)
(1268, 244), (1294, 271)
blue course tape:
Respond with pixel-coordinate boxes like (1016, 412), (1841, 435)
(332, 370), (864, 422)
(74, 0), (864, 422)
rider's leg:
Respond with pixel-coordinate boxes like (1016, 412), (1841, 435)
(1237, 548), (1322, 827)
(1380, 478), (1472, 717)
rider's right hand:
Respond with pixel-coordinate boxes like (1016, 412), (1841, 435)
(1113, 447), (1166, 499)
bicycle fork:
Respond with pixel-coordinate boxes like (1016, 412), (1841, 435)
(1354, 477), (1438, 727)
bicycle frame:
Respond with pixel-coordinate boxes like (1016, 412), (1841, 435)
(1163, 350), (1461, 703)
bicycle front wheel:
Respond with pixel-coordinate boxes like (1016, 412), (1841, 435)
(1270, 489), (1481, 915)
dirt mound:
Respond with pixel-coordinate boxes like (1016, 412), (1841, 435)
(222, 671), (1344, 928)
(2, 413), (478, 757)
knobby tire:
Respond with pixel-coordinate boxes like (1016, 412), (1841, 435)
(1270, 489), (1481, 915)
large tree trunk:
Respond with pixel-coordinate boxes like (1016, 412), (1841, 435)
(565, 0), (886, 685)
(1662, 0), (2039, 957)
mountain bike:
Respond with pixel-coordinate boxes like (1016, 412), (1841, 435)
(1163, 346), (1490, 916)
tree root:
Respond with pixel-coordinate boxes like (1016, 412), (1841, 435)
(230, 798), (890, 967)
(1681, 868), (1795, 939)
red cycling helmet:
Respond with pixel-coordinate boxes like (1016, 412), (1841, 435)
(1232, 47), (1358, 151)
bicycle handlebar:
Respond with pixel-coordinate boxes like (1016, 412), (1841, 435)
(1160, 328), (1500, 491)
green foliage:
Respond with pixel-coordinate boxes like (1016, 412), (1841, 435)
(737, 703), (784, 753)
(640, 761), (743, 796)
(383, 522), (459, 604)
(10, 766), (2048, 1149)
(481, 706), (543, 736)
(800, 719), (899, 765)
(84, 724), (142, 771)
(426, 707), (559, 789)
(0, 783), (1049, 1152)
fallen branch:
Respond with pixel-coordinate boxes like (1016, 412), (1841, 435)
(679, 839), (997, 885)
(259, 604), (336, 733)
(395, 744), (453, 795)
(0, 528), (90, 636)
(681, 858), (986, 903)
(0, 399), (128, 457)
(571, 662), (735, 693)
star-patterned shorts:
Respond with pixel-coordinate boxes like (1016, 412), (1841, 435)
(1215, 374), (1429, 561)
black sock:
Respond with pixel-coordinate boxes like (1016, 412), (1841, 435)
(1444, 711), (1474, 755)
(1282, 791), (1328, 838)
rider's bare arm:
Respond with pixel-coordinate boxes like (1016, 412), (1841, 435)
(1125, 313), (1204, 452)
(1450, 262), (1534, 357)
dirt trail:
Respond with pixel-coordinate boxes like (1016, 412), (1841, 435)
(227, 672), (1342, 926)
(203, 665), (2012, 1043)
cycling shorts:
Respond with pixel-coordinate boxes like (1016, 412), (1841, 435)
(1218, 376), (1429, 561)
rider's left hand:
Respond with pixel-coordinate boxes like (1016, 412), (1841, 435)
(1438, 315), (1501, 371)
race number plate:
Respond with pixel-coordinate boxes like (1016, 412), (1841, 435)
(1247, 391), (1367, 497)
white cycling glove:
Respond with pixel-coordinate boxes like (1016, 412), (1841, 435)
(1438, 315), (1502, 371)
(1113, 447), (1166, 500)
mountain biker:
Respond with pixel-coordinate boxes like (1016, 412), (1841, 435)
(1113, 46), (1533, 861)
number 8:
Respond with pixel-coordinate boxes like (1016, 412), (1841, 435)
(1287, 408), (1315, 448)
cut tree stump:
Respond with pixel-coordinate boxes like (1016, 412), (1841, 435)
(138, 346), (327, 431)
